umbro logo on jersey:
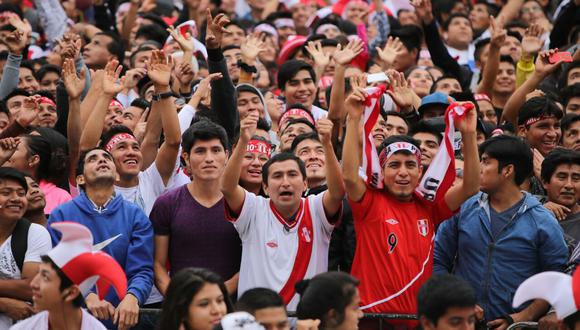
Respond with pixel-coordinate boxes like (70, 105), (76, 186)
(385, 219), (399, 225)
(266, 241), (278, 248)
(417, 219), (429, 237)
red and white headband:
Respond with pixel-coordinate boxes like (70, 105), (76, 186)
(104, 133), (137, 153)
(378, 142), (422, 167)
(274, 18), (295, 29)
(474, 93), (491, 103)
(246, 139), (272, 158)
(109, 99), (124, 110)
(279, 108), (315, 127)
(39, 96), (56, 107)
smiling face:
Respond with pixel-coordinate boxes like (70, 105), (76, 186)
(184, 138), (227, 182)
(185, 283), (227, 330)
(295, 138), (326, 188)
(543, 163), (580, 209)
(521, 117), (561, 156)
(493, 62), (516, 95)
(240, 151), (269, 187)
(0, 178), (27, 222)
(372, 116), (387, 148)
(18, 67), (39, 93)
(382, 152), (422, 201)
(283, 70), (316, 109)
(237, 91), (264, 119)
(109, 138), (143, 179)
(407, 68), (434, 98)
(25, 176), (45, 213)
(264, 159), (307, 212)
(413, 132), (440, 167)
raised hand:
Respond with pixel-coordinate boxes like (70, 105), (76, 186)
(349, 73), (368, 90)
(489, 16), (506, 48)
(102, 60), (125, 96)
(0, 137), (21, 163)
(16, 96), (40, 127)
(166, 26), (194, 53)
(521, 23), (545, 57)
(62, 58), (86, 99)
(333, 38), (364, 66)
(59, 32), (82, 60)
(175, 61), (195, 88)
(305, 41), (331, 70)
(455, 101), (477, 134)
(205, 8), (230, 49)
(190, 72), (223, 107)
(123, 68), (147, 90)
(376, 37), (405, 69)
(317, 118), (333, 146)
(146, 50), (173, 87)
(7, 15), (32, 39)
(386, 70), (420, 111)
(346, 87), (368, 119)
(534, 49), (565, 78)
(241, 33), (267, 66)
(5, 29), (27, 55)
(410, 0), (434, 24)
(138, 0), (157, 13)
(240, 112), (259, 143)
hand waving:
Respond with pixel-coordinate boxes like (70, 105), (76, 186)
(16, 96), (40, 127)
(333, 39), (364, 66)
(62, 58), (86, 99)
(241, 33), (267, 66)
(521, 23), (545, 57)
(205, 8), (230, 49)
(376, 37), (406, 68)
(146, 50), (173, 87)
(167, 26), (194, 53)
(102, 60), (125, 96)
(0, 137), (21, 163)
(410, 0), (434, 24)
(386, 70), (420, 112)
(305, 41), (331, 70)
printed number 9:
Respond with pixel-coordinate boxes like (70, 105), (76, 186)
(387, 233), (397, 254)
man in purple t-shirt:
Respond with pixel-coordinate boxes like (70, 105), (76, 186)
(150, 119), (241, 296)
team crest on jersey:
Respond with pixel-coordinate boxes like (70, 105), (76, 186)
(417, 219), (429, 237)
(301, 227), (312, 243)
(266, 241), (278, 248)
(385, 219), (399, 225)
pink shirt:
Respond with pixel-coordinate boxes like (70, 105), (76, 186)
(39, 180), (72, 214)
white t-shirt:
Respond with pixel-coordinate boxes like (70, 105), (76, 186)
(229, 192), (334, 310)
(0, 224), (51, 330)
(10, 309), (106, 330)
(114, 163), (171, 217)
(310, 105), (328, 121)
(445, 44), (475, 67)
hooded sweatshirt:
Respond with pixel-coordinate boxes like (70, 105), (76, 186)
(235, 84), (280, 146)
(48, 191), (154, 307)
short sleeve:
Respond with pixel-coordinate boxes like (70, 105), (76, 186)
(149, 194), (173, 236)
(24, 224), (52, 263)
(225, 191), (263, 240)
(308, 193), (335, 237)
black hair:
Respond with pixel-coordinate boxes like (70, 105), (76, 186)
(76, 147), (112, 178)
(474, 38), (490, 63)
(562, 114), (580, 134)
(224, 19), (249, 33)
(98, 125), (135, 150)
(236, 85), (263, 101)
(479, 135), (533, 185)
(236, 288), (286, 315)
(560, 61), (580, 89)
(129, 43), (158, 68)
(222, 45), (241, 53)
(158, 268), (234, 330)
(3, 88), (30, 103)
(262, 152), (307, 184)
(0, 100), (9, 118)
(410, 120), (443, 145)
(504, 20), (529, 31)
(506, 30), (523, 42)
(442, 13), (471, 31)
(385, 111), (410, 128)
(0, 167), (28, 193)
(130, 97), (150, 111)
(541, 148), (580, 183)
(518, 97), (564, 126)
(562, 83), (580, 108)
(95, 31), (125, 64)
(474, 0), (500, 17)
(389, 25), (423, 53)
(277, 60), (316, 91)
(417, 274), (476, 326)
(499, 54), (516, 67)
(19, 60), (36, 75)
(135, 24), (170, 46)
(280, 117), (317, 135)
(0, 51), (8, 62)
(295, 272), (360, 329)
(290, 132), (321, 153)
(0, 4), (23, 19)
(431, 75), (461, 93)
(312, 16), (342, 34)
(257, 117), (272, 132)
(35, 64), (61, 83)
(31, 127), (69, 184)
(181, 118), (229, 154)
(432, 0), (455, 24)
(40, 255), (84, 308)
(20, 134), (52, 181)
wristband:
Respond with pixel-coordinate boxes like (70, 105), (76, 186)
(152, 91), (175, 101)
(237, 60), (257, 73)
(500, 314), (514, 325)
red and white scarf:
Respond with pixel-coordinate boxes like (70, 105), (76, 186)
(361, 88), (472, 202)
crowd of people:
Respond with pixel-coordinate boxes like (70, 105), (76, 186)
(0, 0), (578, 329)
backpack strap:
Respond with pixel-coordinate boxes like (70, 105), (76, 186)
(11, 219), (31, 273)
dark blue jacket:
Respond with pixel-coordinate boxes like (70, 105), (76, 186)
(434, 192), (568, 320)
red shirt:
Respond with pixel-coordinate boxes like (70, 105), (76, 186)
(349, 188), (455, 316)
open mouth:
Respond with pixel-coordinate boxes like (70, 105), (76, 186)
(123, 159), (138, 166)
(280, 191), (293, 197)
(395, 180), (410, 185)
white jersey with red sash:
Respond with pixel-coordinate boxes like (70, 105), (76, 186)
(226, 191), (334, 310)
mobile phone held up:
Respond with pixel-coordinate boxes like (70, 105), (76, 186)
(549, 52), (573, 64)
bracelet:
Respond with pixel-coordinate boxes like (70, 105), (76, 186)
(500, 314), (515, 325)
(151, 91), (175, 101)
(237, 60), (257, 73)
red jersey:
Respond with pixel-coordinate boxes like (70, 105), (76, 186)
(349, 188), (455, 316)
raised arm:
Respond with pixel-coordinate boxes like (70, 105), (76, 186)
(501, 49), (565, 125)
(477, 16), (506, 95)
(0, 18), (30, 99)
(443, 103), (480, 211)
(220, 113), (259, 214)
(305, 41), (330, 83)
(239, 34), (267, 85)
(80, 70), (104, 128)
(62, 58), (86, 185)
(79, 60), (124, 151)
(318, 119), (345, 218)
(342, 88), (368, 202)
(147, 50), (182, 185)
